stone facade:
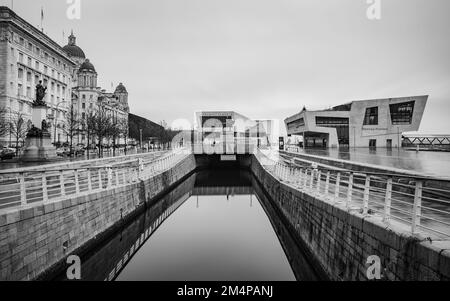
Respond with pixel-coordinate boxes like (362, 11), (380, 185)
(0, 7), (76, 147)
(251, 157), (450, 281)
(0, 154), (196, 280)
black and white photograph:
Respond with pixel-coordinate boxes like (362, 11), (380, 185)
(0, 0), (449, 289)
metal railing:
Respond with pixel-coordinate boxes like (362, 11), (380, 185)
(255, 149), (450, 239)
(0, 149), (189, 211)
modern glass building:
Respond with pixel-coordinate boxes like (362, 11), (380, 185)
(284, 96), (428, 148)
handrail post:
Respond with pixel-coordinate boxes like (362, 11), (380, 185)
(309, 169), (314, 190)
(42, 172), (48, 202)
(363, 175), (371, 215)
(107, 167), (112, 189)
(325, 171), (330, 195)
(20, 172), (26, 205)
(346, 172), (353, 209)
(87, 168), (92, 192)
(334, 172), (341, 201)
(316, 170), (322, 193)
(304, 169), (308, 188)
(383, 177), (392, 223)
(98, 169), (103, 189)
(74, 169), (80, 194)
(412, 180), (423, 233)
(60, 170), (66, 197)
(115, 169), (119, 186)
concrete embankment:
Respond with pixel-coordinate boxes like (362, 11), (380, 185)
(0, 154), (196, 280)
(250, 156), (450, 281)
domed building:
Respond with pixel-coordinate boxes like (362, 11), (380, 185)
(66, 32), (129, 147)
(62, 31), (86, 64)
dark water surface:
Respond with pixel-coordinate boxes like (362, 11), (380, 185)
(50, 170), (318, 281)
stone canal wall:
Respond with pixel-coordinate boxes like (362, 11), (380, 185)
(251, 157), (450, 281)
(0, 154), (196, 280)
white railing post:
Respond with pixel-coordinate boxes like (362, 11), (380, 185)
(42, 172), (48, 202)
(309, 169), (314, 190)
(107, 167), (112, 189)
(325, 171), (330, 195)
(383, 177), (392, 223)
(98, 169), (103, 189)
(115, 169), (119, 186)
(334, 172), (341, 201)
(363, 175), (371, 215)
(304, 169), (309, 188)
(74, 169), (80, 194)
(412, 180), (423, 233)
(346, 172), (353, 209)
(20, 172), (26, 205)
(122, 169), (126, 184)
(87, 168), (92, 192)
(316, 170), (322, 193)
(60, 170), (66, 197)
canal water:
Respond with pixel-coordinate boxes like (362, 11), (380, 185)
(50, 170), (318, 281)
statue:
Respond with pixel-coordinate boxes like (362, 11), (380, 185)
(34, 80), (47, 107)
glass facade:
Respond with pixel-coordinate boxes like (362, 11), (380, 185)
(389, 101), (415, 125)
(287, 118), (305, 131)
(315, 117), (349, 146)
(363, 106), (378, 125)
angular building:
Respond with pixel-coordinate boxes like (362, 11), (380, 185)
(0, 7), (76, 147)
(285, 96), (428, 148)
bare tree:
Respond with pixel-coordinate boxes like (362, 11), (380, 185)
(62, 104), (82, 156)
(91, 105), (112, 158)
(83, 109), (97, 159)
(0, 108), (9, 139)
(10, 111), (30, 156)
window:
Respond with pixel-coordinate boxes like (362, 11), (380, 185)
(35, 61), (39, 70)
(26, 72), (31, 83)
(363, 107), (378, 125)
(36, 47), (40, 56)
(18, 68), (23, 79)
(82, 113), (86, 119)
(19, 52), (23, 63)
(27, 57), (32, 67)
(44, 52), (49, 61)
(390, 101), (415, 125)
(51, 82), (55, 92)
(19, 37), (24, 45)
(26, 87), (31, 98)
(82, 103), (85, 109)
(19, 102), (24, 112)
(44, 66), (48, 74)
(17, 83), (23, 96)
(316, 117), (349, 125)
(287, 118), (305, 131)
(51, 69), (55, 77)
(369, 139), (377, 148)
(27, 42), (33, 51)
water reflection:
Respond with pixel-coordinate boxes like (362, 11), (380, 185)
(50, 170), (318, 281)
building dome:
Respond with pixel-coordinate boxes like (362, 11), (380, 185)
(114, 83), (127, 94)
(79, 59), (96, 73)
(62, 32), (86, 59)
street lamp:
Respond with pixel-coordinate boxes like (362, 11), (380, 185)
(53, 101), (68, 145)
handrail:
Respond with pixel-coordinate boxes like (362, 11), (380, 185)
(255, 148), (450, 239)
(283, 147), (450, 183)
(0, 148), (190, 212)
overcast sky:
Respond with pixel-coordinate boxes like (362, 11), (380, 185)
(3, 0), (450, 133)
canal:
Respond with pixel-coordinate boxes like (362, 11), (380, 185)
(47, 170), (320, 281)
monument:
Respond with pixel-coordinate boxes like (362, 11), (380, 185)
(21, 81), (59, 162)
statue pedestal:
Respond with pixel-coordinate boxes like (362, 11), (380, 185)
(21, 106), (59, 162)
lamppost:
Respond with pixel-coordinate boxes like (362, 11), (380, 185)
(139, 128), (143, 151)
(53, 101), (67, 145)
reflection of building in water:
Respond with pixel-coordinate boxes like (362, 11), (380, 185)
(195, 111), (277, 146)
(284, 96), (427, 148)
